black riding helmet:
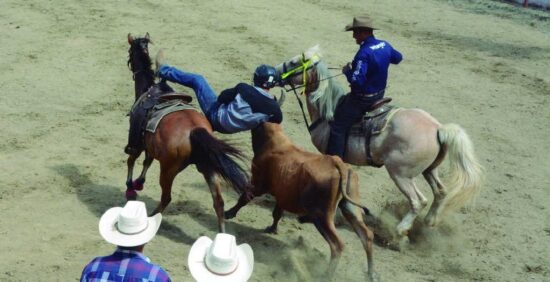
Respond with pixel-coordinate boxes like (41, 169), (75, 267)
(253, 64), (279, 89)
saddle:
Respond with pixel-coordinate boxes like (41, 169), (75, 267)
(349, 97), (398, 167)
(126, 83), (194, 154)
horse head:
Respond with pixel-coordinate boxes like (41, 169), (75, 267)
(276, 45), (346, 122)
(127, 33), (155, 100)
(127, 33), (153, 73)
(275, 45), (322, 90)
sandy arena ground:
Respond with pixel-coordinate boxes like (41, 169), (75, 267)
(1, 0), (549, 281)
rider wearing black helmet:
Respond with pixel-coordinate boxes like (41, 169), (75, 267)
(155, 51), (282, 134)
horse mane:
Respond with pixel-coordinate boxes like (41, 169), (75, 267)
(308, 61), (346, 121)
(127, 37), (155, 81)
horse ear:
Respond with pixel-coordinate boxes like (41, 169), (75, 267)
(145, 32), (153, 44)
(128, 33), (134, 45)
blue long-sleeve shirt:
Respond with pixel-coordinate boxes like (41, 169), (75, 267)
(345, 36), (402, 95)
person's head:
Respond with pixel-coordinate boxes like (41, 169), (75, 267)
(345, 15), (377, 45)
(99, 201), (162, 250)
(253, 64), (278, 90)
(188, 233), (254, 282)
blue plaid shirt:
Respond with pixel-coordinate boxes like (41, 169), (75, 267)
(80, 248), (171, 282)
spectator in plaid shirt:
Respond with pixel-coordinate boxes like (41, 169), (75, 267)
(80, 201), (171, 282)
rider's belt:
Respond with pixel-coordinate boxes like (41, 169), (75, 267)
(353, 90), (385, 97)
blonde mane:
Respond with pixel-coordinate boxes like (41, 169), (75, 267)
(308, 61), (346, 121)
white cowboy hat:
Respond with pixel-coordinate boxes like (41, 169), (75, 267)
(188, 233), (254, 282)
(98, 201), (162, 247)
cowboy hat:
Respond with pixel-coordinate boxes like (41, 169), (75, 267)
(188, 233), (254, 282)
(99, 201), (162, 247)
(345, 16), (378, 31)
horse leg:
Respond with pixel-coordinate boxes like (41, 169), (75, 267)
(132, 153), (153, 191)
(225, 185), (264, 219)
(125, 152), (141, 200)
(151, 162), (179, 215)
(388, 172), (423, 237)
(264, 205), (283, 234)
(423, 168), (447, 226)
(338, 181), (378, 281)
(413, 183), (429, 209)
(203, 172), (226, 233)
(312, 216), (344, 281)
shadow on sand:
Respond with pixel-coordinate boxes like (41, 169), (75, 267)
(52, 164), (294, 265)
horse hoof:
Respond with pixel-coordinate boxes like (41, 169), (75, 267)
(132, 179), (145, 191)
(224, 211), (235, 220)
(125, 189), (138, 200)
(264, 226), (278, 234)
(298, 215), (312, 223)
(368, 272), (380, 282)
(398, 236), (410, 251)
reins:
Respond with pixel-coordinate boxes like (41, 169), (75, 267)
(280, 54), (344, 130)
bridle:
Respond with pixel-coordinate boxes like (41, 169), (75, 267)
(279, 54), (343, 129)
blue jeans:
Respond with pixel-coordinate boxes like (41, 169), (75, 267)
(158, 65), (221, 127)
(326, 93), (381, 158)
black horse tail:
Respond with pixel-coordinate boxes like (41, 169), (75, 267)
(189, 128), (250, 195)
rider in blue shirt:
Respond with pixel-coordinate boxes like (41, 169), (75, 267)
(156, 51), (282, 134)
(326, 15), (403, 159)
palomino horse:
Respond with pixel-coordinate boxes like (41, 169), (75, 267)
(225, 122), (376, 281)
(125, 34), (251, 232)
(274, 45), (483, 239)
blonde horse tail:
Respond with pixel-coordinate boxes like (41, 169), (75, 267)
(437, 123), (484, 215)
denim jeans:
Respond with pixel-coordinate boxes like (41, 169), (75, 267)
(158, 65), (220, 126)
(326, 93), (382, 158)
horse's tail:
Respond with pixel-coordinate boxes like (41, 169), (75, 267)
(189, 128), (250, 195)
(437, 123), (484, 214)
(335, 160), (370, 211)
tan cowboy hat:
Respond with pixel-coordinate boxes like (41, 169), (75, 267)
(99, 201), (162, 247)
(345, 16), (378, 31)
(188, 233), (254, 282)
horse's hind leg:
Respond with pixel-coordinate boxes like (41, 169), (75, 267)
(312, 216), (344, 281)
(388, 172), (423, 237)
(423, 168), (447, 226)
(151, 161), (179, 215)
(264, 205), (283, 234)
(203, 172), (226, 233)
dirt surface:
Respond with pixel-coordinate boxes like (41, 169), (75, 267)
(1, 0), (549, 281)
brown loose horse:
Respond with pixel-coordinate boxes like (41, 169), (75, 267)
(225, 122), (376, 281)
(125, 34), (251, 232)
(275, 45), (483, 240)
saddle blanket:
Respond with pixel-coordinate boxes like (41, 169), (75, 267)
(145, 100), (199, 133)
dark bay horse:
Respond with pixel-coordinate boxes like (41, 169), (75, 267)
(274, 45), (483, 240)
(125, 34), (251, 232)
(225, 122), (376, 281)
